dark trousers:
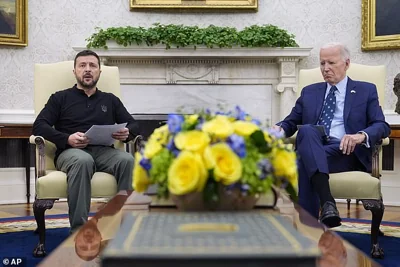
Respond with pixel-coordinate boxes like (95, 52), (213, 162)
(296, 125), (362, 218)
(56, 146), (134, 232)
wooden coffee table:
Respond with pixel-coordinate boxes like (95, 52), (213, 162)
(38, 190), (381, 267)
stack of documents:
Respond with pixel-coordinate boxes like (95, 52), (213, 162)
(84, 123), (127, 146)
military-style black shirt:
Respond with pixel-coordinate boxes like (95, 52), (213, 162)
(32, 84), (140, 158)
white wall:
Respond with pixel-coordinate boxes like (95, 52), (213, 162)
(0, 0), (399, 110)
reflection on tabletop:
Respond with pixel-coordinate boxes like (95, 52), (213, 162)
(74, 190), (133, 261)
(38, 191), (379, 267)
(318, 230), (347, 267)
(283, 199), (377, 267)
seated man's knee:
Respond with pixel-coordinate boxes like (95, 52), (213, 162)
(116, 151), (134, 166)
(297, 124), (319, 139)
(70, 150), (95, 168)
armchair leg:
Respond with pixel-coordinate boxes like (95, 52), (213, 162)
(361, 199), (385, 259)
(32, 199), (56, 258)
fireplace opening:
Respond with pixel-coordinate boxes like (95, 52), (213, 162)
(132, 113), (168, 140)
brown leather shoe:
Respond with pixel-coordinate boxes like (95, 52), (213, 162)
(319, 201), (342, 228)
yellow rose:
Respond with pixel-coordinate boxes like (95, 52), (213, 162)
(144, 140), (162, 159)
(232, 121), (259, 137)
(185, 114), (199, 124)
(272, 149), (298, 189)
(174, 130), (210, 153)
(148, 124), (169, 145)
(168, 151), (208, 195)
(132, 153), (151, 193)
(202, 146), (215, 170)
(209, 143), (242, 185)
(202, 115), (234, 139)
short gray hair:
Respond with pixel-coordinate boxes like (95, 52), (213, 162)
(320, 42), (350, 61)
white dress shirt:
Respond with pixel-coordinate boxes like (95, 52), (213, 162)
(325, 76), (369, 146)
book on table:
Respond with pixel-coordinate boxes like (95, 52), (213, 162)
(102, 212), (321, 267)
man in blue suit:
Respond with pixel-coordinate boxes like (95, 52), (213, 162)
(273, 42), (390, 228)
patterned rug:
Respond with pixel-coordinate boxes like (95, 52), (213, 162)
(0, 214), (71, 234)
(0, 216), (399, 267)
(334, 218), (400, 238)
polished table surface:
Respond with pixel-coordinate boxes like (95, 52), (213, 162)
(38, 191), (381, 267)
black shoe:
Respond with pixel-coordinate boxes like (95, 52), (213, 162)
(319, 201), (341, 228)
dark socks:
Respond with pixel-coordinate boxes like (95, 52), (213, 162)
(311, 172), (335, 206)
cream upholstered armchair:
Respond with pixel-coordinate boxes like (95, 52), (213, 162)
(30, 61), (142, 257)
(296, 63), (389, 258)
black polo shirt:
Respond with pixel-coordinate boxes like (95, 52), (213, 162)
(33, 85), (140, 157)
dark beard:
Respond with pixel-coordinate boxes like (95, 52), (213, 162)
(78, 77), (98, 89)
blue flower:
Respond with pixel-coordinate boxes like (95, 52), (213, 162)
(227, 134), (246, 158)
(195, 117), (205, 130)
(258, 159), (273, 180)
(139, 157), (151, 171)
(166, 138), (180, 157)
(225, 183), (239, 195)
(167, 114), (184, 134)
(234, 106), (247, 120)
(240, 184), (250, 195)
(252, 119), (262, 126)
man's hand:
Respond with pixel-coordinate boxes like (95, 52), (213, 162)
(271, 125), (285, 137)
(68, 132), (89, 148)
(339, 133), (366, 155)
(112, 127), (130, 141)
(271, 125), (282, 132)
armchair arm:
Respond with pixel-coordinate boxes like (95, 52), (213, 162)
(29, 135), (47, 178)
(372, 137), (390, 178)
(286, 133), (388, 179)
(382, 137), (390, 146)
(132, 135), (144, 153)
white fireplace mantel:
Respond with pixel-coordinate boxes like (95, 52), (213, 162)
(74, 45), (312, 59)
(73, 45), (312, 123)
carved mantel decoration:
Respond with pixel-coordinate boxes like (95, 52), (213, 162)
(73, 45), (311, 123)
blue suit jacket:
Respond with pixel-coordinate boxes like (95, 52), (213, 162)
(279, 77), (391, 172)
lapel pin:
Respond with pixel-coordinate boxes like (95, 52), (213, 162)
(351, 90), (356, 94)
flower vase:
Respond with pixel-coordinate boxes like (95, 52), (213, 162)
(170, 185), (278, 211)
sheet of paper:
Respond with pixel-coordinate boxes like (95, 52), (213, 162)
(84, 123), (127, 146)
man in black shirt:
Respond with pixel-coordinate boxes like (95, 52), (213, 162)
(33, 50), (140, 232)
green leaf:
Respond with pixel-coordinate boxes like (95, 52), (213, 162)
(203, 170), (219, 204)
(250, 130), (271, 153)
(86, 23), (298, 49)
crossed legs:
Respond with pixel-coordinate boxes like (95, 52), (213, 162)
(296, 125), (359, 227)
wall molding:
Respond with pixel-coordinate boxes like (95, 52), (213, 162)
(0, 167), (35, 204)
(0, 109), (35, 124)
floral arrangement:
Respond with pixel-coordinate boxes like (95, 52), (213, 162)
(132, 106), (298, 206)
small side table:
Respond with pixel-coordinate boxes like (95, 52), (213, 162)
(0, 124), (33, 203)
